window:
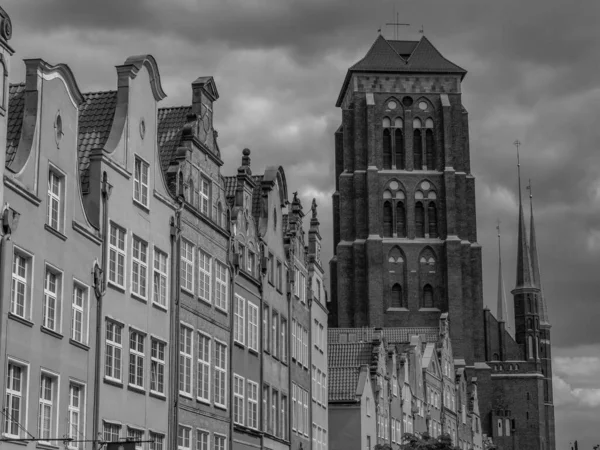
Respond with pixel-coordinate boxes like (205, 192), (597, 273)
(196, 430), (209, 450)
(200, 178), (210, 215)
(300, 273), (306, 303)
(43, 267), (62, 332)
(366, 397), (371, 416)
(294, 267), (300, 297)
(303, 389), (309, 436)
(303, 327), (309, 368)
(127, 427), (144, 450)
(103, 422), (121, 443)
(415, 202), (425, 238)
(396, 202), (406, 237)
(151, 339), (166, 395)
(425, 125), (435, 170)
(196, 250), (211, 304)
(180, 325), (193, 396)
(322, 373), (327, 406)
(11, 250), (31, 319)
(292, 384), (297, 432)
(68, 384), (83, 449)
(4, 362), (27, 437)
(247, 380), (258, 430)
(281, 394), (288, 440)
(312, 367), (317, 401)
(263, 384), (269, 431)
(132, 237), (148, 298)
(320, 324), (325, 351)
(383, 123), (392, 169)
(105, 321), (123, 381)
(178, 425), (191, 450)
(428, 203), (438, 238)
(134, 157), (150, 207)
(248, 302), (259, 352)
(317, 369), (322, 404)
(197, 333), (211, 402)
(383, 201), (392, 237)
(38, 373), (56, 442)
(214, 261), (228, 312)
(271, 389), (279, 436)
(109, 223), (126, 287)
(391, 284), (403, 308)
(276, 260), (283, 291)
(213, 434), (226, 450)
(181, 240), (194, 293)
(423, 284), (434, 308)
(233, 374), (245, 425)
(238, 244), (246, 272)
(413, 121), (422, 169)
(263, 305), (269, 352)
(71, 284), (88, 344)
(247, 248), (255, 276)
(150, 433), (164, 450)
(214, 341), (227, 407)
(291, 319), (296, 360)
(153, 249), (168, 308)
(47, 170), (63, 230)
(234, 295), (245, 346)
(268, 253), (274, 284)
(281, 317), (287, 363)
(271, 310), (279, 358)
(129, 331), (145, 389)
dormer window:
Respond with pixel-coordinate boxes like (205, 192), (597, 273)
(200, 177), (210, 215)
(134, 157), (149, 208)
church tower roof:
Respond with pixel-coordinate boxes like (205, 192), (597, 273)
(513, 141), (535, 291)
(496, 223), (509, 330)
(529, 183), (550, 325)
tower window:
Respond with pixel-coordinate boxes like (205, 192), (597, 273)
(394, 128), (405, 170)
(428, 202), (438, 238)
(422, 284), (434, 308)
(391, 284), (403, 308)
(426, 129), (435, 170)
(383, 127), (392, 169)
(383, 201), (393, 238)
(413, 128), (422, 170)
(396, 202), (406, 237)
(415, 202), (425, 238)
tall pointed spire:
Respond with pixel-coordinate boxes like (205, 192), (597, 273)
(496, 221), (509, 331)
(528, 181), (550, 325)
(514, 140), (535, 290)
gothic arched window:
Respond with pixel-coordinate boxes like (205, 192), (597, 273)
(428, 202), (438, 238)
(391, 284), (403, 308)
(394, 118), (405, 170)
(415, 202), (425, 238)
(426, 126), (435, 170)
(423, 284), (434, 308)
(413, 118), (422, 170)
(383, 117), (392, 170)
(396, 202), (406, 237)
(383, 201), (393, 237)
(527, 335), (534, 360)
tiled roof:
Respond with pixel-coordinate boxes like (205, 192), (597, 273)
(329, 366), (361, 402)
(328, 342), (373, 368)
(329, 327), (439, 344)
(223, 176), (236, 201)
(251, 175), (263, 221)
(387, 40), (419, 57)
(157, 105), (192, 173)
(6, 83), (26, 166)
(78, 91), (118, 193)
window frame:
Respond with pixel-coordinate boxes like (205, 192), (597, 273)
(133, 155), (150, 208)
(150, 432), (165, 450)
(127, 426), (145, 450)
(196, 429), (209, 450)
(247, 380), (258, 430)
(180, 240), (195, 295)
(4, 359), (29, 438)
(47, 166), (65, 232)
(131, 236), (149, 300)
(197, 332), (211, 404)
(214, 261), (228, 313)
(247, 302), (259, 352)
(68, 382), (85, 450)
(38, 370), (60, 444)
(234, 294), (245, 346)
(71, 280), (89, 345)
(233, 373), (245, 426)
(103, 421), (121, 443)
(178, 424), (192, 450)
(197, 249), (211, 304)
(213, 339), (228, 409)
(179, 324), (193, 398)
(153, 248), (169, 310)
(43, 264), (63, 333)
(108, 222), (127, 289)
(150, 338), (166, 396)
(10, 247), (33, 321)
(280, 316), (287, 363)
(105, 320), (123, 382)
(199, 176), (210, 216)
(128, 330), (145, 390)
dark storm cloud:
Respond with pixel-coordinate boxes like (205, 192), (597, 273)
(4, 0), (599, 446)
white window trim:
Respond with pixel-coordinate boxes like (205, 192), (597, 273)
(196, 331), (211, 404)
(133, 155), (150, 208)
(214, 261), (228, 313)
(149, 431), (165, 450)
(128, 330), (145, 390)
(233, 374), (245, 426)
(108, 222), (127, 289)
(196, 429), (210, 450)
(43, 263), (63, 333)
(179, 325), (194, 398)
(247, 302), (259, 352)
(199, 177), (210, 216)
(213, 339), (228, 409)
(247, 380), (259, 430)
(10, 246), (34, 321)
(181, 240), (194, 295)
(4, 358), (30, 439)
(131, 236), (149, 300)
(213, 434), (227, 450)
(280, 316), (287, 363)
(150, 338), (166, 396)
(152, 248), (169, 311)
(67, 381), (86, 450)
(105, 320), (123, 382)
(38, 369), (60, 445)
(197, 249), (211, 304)
(177, 424), (192, 450)
(234, 295), (245, 346)
(71, 279), (90, 345)
(47, 165), (65, 232)
(127, 426), (145, 450)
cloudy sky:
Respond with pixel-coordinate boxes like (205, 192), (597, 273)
(5, 0), (600, 447)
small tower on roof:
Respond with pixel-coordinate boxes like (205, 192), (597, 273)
(496, 221), (511, 336)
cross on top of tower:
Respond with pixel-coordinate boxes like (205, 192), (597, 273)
(385, 12), (409, 40)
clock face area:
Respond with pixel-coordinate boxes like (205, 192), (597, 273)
(418, 101), (428, 111)
(387, 100), (397, 110)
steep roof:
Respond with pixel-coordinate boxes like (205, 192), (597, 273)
(329, 366), (362, 402)
(223, 175), (237, 202)
(6, 83), (26, 166)
(329, 327), (439, 344)
(336, 35), (467, 106)
(78, 91), (118, 193)
(328, 341), (374, 368)
(157, 106), (192, 173)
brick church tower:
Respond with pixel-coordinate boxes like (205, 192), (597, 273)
(329, 34), (555, 449)
(329, 34), (484, 365)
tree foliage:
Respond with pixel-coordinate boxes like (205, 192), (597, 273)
(399, 432), (461, 450)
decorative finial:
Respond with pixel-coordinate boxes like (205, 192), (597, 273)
(526, 179), (532, 198)
(514, 139), (523, 199)
(419, 24), (424, 34)
(311, 198), (318, 219)
(293, 191), (299, 202)
(378, 27), (382, 34)
(496, 219), (501, 237)
(241, 148), (251, 168)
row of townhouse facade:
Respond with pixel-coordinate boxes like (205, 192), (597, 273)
(328, 315), (485, 450)
(0, 9), (328, 450)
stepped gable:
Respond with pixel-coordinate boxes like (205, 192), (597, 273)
(328, 366), (362, 402)
(157, 105), (192, 173)
(6, 83), (26, 166)
(78, 90), (118, 193)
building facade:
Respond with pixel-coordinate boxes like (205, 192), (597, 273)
(328, 33), (554, 449)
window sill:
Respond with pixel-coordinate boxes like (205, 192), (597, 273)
(198, 296), (211, 306)
(8, 312), (33, 327)
(248, 348), (259, 357)
(40, 326), (63, 340)
(149, 391), (166, 401)
(179, 392), (194, 400)
(36, 442), (60, 450)
(181, 287), (195, 297)
(234, 340), (245, 349)
(215, 306), (228, 316)
(387, 307), (409, 312)
(108, 281), (126, 294)
(152, 301), (168, 313)
(131, 292), (148, 304)
(103, 377), (124, 389)
(44, 224), (67, 241)
(214, 403), (227, 411)
(133, 199), (150, 214)
(197, 397), (211, 406)
(69, 338), (90, 351)
(419, 307), (440, 312)
(127, 384), (146, 395)
(2, 435), (28, 445)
